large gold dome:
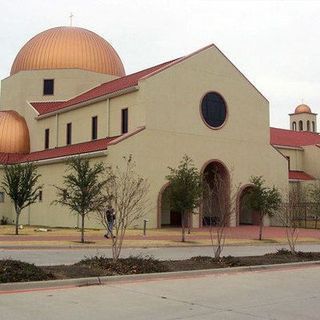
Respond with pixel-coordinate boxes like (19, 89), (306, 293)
(10, 27), (125, 77)
(0, 111), (30, 154)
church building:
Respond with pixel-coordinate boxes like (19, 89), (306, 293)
(0, 26), (318, 229)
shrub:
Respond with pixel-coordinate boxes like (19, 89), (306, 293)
(0, 259), (55, 283)
(0, 216), (9, 225)
(77, 255), (168, 275)
(190, 256), (214, 262)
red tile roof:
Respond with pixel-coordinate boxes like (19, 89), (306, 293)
(270, 127), (320, 148)
(30, 101), (63, 113)
(289, 170), (315, 181)
(31, 59), (181, 116)
(0, 137), (117, 164)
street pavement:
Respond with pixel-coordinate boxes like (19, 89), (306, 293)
(1, 264), (320, 319)
(2, 243), (320, 265)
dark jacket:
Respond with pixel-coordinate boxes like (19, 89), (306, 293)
(105, 209), (115, 223)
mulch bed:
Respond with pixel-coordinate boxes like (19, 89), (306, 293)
(1, 250), (320, 283)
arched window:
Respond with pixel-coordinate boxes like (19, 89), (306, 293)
(307, 120), (310, 131)
(299, 120), (303, 131)
(292, 122), (296, 131)
(312, 121), (316, 132)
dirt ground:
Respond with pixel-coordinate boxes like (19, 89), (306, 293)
(43, 251), (320, 280)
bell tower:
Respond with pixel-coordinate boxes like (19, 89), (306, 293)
(289, 104), (317, 133)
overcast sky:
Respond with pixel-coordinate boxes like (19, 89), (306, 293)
(0, 0), (319, 128)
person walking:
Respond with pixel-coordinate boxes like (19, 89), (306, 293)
(104, 206), (116, 239)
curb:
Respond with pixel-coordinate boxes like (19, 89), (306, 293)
(1, 260), (320, 293)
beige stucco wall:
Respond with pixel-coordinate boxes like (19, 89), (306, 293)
(0, 69), (117, 115)
(302, 145), (320, 179)
(141, 45), (271, 145)
(24, 106), (57, 151)
(0, 171), (15, 224)
(275, 147), (304, 171)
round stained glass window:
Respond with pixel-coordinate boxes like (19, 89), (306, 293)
(201, 92), (227, 128)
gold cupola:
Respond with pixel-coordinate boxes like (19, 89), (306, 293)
(294, 104), (312, 114)
(0, 111), (30, 154)
(10, 26), (125, 77)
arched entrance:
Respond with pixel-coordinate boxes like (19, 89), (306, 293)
(238, 185), (259, 225)
(202, 160), (230, 227)
(158, 184), (182, 228)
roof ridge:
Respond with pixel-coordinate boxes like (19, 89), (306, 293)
(140, 44), (213, 81)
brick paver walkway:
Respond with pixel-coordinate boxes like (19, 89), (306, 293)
(0, 226), (319, 243)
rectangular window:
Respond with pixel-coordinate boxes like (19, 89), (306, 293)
(286, 156), (291, 171)
(43, 79), (54, 95)
(39, 190), (43, 202)
(92, 116), (98, 140)
(0, 192), (4, 203)
(66, 123), (72, 145)
(121, 108), (128, 134)
(44, 128), (50, 149)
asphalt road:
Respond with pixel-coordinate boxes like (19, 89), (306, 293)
(2, 243), (320, 265)
(1, 264), (320, 319)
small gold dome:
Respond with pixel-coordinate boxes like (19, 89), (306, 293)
(0, 111), (30, 154)
(10, 26), (125, 77)
(295, 104), (312, 114)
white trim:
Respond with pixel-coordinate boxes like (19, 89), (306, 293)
(289, 179), (312, 182)
(26, 101), (40, 116)
(108, 126), (145, 146)
(0, 150), (108, 168)
(272, 144), (304, 151)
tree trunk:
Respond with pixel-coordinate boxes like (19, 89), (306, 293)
(187, 211), (191, 234)
(181, 212), (185, 242)
(81, 214), (85, 243)
(259, 214), (263, 240)
(15, 211), (20, 235)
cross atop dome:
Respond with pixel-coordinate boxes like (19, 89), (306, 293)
(69, 13), (74, 27)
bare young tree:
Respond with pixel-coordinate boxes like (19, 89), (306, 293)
(97, 155), (149, 261)
(279, 184), (306, 254)
(308, 180), (320, 224)
(203, 169), (238, 259)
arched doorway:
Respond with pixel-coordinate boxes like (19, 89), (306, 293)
(158, 184), (182, 228)
(238, 186), (259, 225)
(202, 161), (230, 227)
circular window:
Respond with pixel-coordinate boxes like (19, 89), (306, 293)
(201, 92), (227, 128)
